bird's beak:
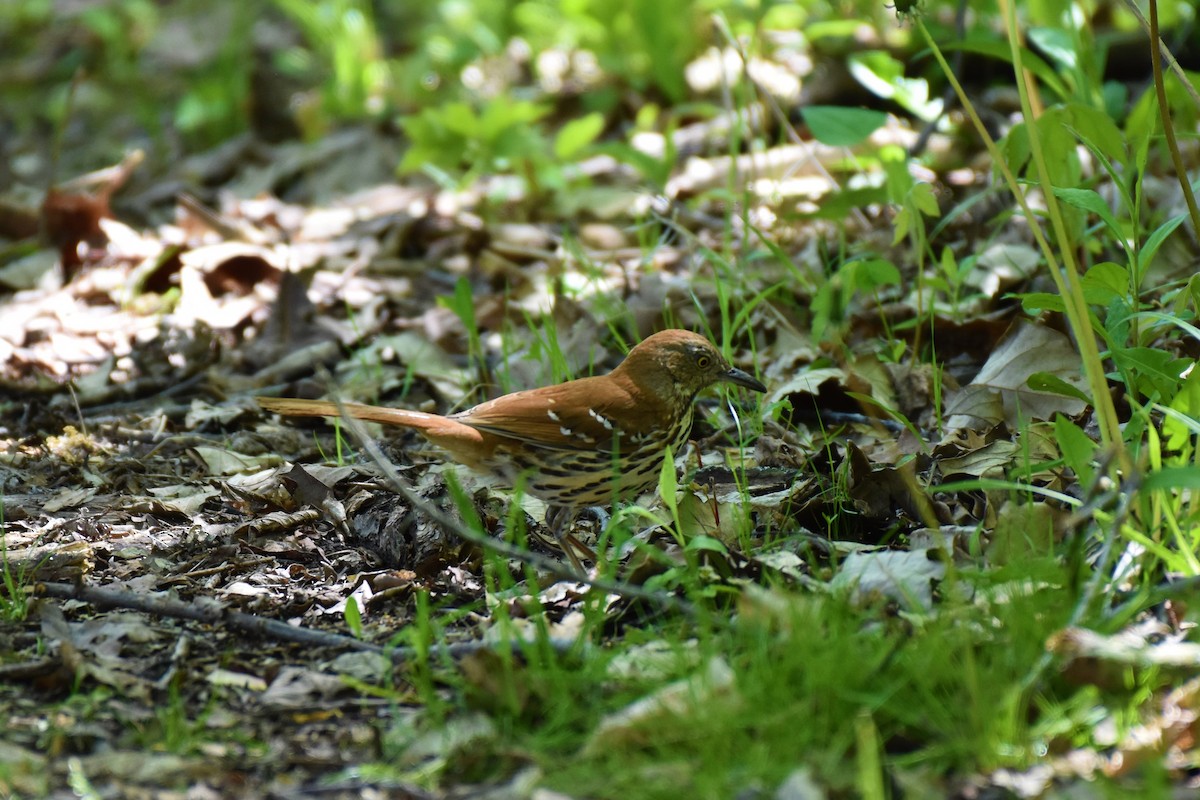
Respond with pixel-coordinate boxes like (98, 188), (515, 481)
(723, 366), (767, 393)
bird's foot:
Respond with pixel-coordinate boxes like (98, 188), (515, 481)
(544, 505), (598, 574)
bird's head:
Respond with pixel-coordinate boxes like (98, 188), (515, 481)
(614, 329), (766, 404)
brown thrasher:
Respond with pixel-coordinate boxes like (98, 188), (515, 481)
(257, 329), (766, 556)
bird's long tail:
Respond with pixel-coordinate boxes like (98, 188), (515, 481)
(256, 397), (443, 430)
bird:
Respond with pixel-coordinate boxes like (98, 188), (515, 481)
(257, 329), (766, 564)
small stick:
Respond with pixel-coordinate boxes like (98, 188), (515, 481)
(34, 581), (577, 663)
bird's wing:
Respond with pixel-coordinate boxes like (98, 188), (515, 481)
(456, 377), (634, 452)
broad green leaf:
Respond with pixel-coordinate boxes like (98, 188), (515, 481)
(1101, 81), (1128, 121)
(881, 143), (914, 204)
(1065, 102), (1126, 165)
(847, 259), (901, 292)
(479, 99), (548, 139)
(1163, 369), (1200, 451)
(1053, 416), (1096, 485)
(1018, 292), (1066, 313)
(939, 246), (958, 280)
(1027, 27), (1077, 71)
(441, 102), (480, 137)
(1027, 372), (1092, 405)
(1035, 108), (1083, 188)
(554, 112), (605, 159)
(804, 105), (888, 147)
(910, 182), (940, 217)
(1112, 346), (1189, 400)
(685, 535), (729, 555)
(1139, 213), (1187, 279)
(1054, 187), (1122, 241)
(892, 206), (912, 245)
(1142, 466), (1200, 491)
(1081, 262), (1128, 305)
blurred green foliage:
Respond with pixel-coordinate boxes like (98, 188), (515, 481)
(2, 0), (1186, 191)
(0, 0), (913, 174)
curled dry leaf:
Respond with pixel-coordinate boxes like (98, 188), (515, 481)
(944, 320), (1089, 430)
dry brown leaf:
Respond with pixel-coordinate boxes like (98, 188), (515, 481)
(944, 320), (1088, 429)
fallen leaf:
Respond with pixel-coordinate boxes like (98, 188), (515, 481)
(944, 320), (1089, 429)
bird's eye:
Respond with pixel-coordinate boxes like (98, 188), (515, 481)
(696, 355), (712, 369)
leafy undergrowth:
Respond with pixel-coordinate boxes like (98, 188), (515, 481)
(3, 1), (1200, 798)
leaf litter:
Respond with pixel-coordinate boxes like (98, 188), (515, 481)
(2, 25), (1199, 800)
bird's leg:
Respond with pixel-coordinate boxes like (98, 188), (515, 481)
(576, 506), (610, 529)
(546, 504), (597, 574)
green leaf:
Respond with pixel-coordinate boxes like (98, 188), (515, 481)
(1142, 466), (1200, 492)
(938, 247), (958, 281)
(910, 182), (940, 217)
(479, 98), (549, 140)
(1053, 416), (1096, 485)
(881, 144), (913, 202)
(1139, 213), (1187, 277)
(440, 102), (481, 137)
(659, 445), (678, 517)
(847, 258), (901, 292)
(1112, 346), (1189, 400)
(1034, 109), (1083, 187)
(1053, 187), (1122, 241)
(808, 186), (889, 220)
(805, 20), (865, 39)
(1126, 88), (1157, 162)
(1163, 369), (1200, 451)
(555, 112), (605, 159)
(1081, 262), (1128, 305)
(810, 280), (836, 340)
(439, 276), (479, 342)
(1027, 372), (1093, 405)
(1101, 81), (1128, 121)
(344, 596), (363, 639)
(1064, 102), (1126, 165)
(892, 206), (912, 245)
(685, 535), (729, 555)
(804, 105), (888, 147)
(1027, 27), (1077, 72)
(1017, 292), (1066, 313)
(1129, 310), (1200, 348)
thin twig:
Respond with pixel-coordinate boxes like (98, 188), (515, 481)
(37, 580), (389, 653)
(0, 656), (63, 681)
(33, 580), (577, 663)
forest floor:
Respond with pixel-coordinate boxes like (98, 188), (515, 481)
(3, 5), (1200, 799)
